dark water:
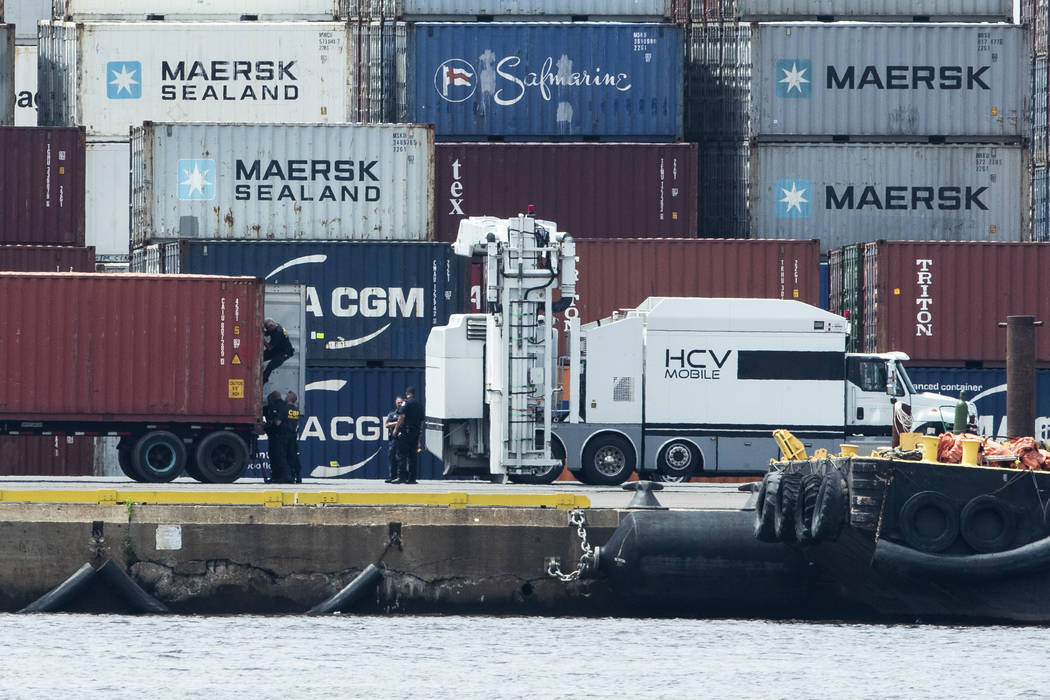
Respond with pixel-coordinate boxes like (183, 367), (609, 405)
(2, 615), (1049, 699)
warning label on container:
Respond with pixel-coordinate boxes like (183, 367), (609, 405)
(229, 379), (244, 399)
(232, 354), (242, 365)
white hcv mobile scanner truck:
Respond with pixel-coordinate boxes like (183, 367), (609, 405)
(424, 212), (976, 485)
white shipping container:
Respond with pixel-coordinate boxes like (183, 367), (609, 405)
(14, 44), (37, 126)
(738, 0), (1012, 21)
(350, 0), (672, 19)
(0, 24), (11, 125)
(86, 138), (130, 258)
(750, 143), (1024, 252)
(751, 24), (1026, 139)
(130, 122), (434, 245)
(10, 0), (48, 44)
(53, 0), (341, 21)
(39, 21), (352, 138)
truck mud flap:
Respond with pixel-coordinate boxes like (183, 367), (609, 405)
(18, 560), (169, 614)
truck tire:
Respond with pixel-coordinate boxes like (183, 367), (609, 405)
(131, 431), (186, 483)
(510, 439), (565, 485)
(656, 440), (698, 482)
(774, 472), (801, 543)
(195, 431), (250, 483)
(581, 434), (635, 486)
(117, 441), (145, 482)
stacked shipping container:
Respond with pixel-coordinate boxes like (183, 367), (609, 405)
(1031, 2), (1050, 241)
(10, 0), (46, 126)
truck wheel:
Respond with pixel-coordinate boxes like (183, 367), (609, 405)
(656, 440), (698, 482)
(581, 435), (635, 486)
(510, 439), (566, 485)
(131, 431), (186, 483)
(195, 432), (250, 484)
(117, 441), (145, 482)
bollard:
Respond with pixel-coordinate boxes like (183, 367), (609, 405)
(623, 481), (668, 509)
(899, 432), (922, 451)
(921, 435), (940, 462)
(840, 444), (858, 457)
(961, 438), (980, 466)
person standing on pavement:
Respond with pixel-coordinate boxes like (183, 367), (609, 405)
(263, 390), (289, 483)
(284, 391), (303, 484)
(391, 386), (424, 484)
(384, 396), (404, 483)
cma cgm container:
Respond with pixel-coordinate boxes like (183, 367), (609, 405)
(407, 23), (683, 140)
(434, 142), (697, 242)
(752, 24), (1025, 139)
(256, 366), (443, 480)
(737, 0), (1012, 21)
(0, 273), (266, 482)
(0, 244), (95, 271)
(859, 241), (1050, 366)
(53, 0), (341, 20)
(159, 240), (465, 363)
(0, 435), (95, 476)
(0, 126), (86, 245)
(38, 21), (352, 138)
(354, 0), (673, 19)
(0, 24), (11, 125)
(750, 143), (1023, 252)
(131, 122), (434, 245)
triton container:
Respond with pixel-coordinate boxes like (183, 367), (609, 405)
(52, 0), (342, 20)
(749, 143), (1024, 252)
(38, 21), (353, 138)
(406, 22), (684, 140)
(0, 126), (86, 245)
(0, 245), (95, 271)
(737, 0), (1012, 21)
(0, 272), (266, 482)
(349, 0), (674, 20)
(147, 240), (466, 364)
(750, 24), (1025, 139)
(434, 142), (697, 241)
(131, 122), (434, 245)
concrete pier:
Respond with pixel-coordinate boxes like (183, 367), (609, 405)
(0, 478), (753, 615)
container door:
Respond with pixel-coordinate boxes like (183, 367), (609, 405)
(264, 284), (307, 415)
(845, 356), (894, 436)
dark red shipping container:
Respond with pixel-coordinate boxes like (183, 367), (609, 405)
(861, 241), (1050, 366)
(0, 127), (87, 246)
(0, 436), (94, 476)
(565, 238), (821, 324)
(434, 142), (699, 243)
(0, 245), (96, 271)
(0, 273), (264, 422)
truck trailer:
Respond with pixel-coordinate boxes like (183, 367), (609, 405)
(0, 272), (304, 482)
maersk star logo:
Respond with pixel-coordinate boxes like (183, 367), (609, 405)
(106, 61), (141, 99)
(177, 159), (216, 200)
(776, 179), (812, 218)
(775, 59), (811, 98)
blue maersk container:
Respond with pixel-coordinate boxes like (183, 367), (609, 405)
(252, 366), (445, 480)
(167, 241), (466, 363)
(408, 22), (684, 140)
(908, 367), (1050, 441)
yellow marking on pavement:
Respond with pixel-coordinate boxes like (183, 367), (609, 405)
(0, 489), (590, 510)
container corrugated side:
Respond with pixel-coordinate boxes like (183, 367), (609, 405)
(738, 0), (1012, 21)
(0, 272), (264, 421)
(53, 0), (341, 20)
(0, 435), (94, 476)
(38, 21), (352, 138)
(85, 138), (129, 258)
(1034, 56), (1048, 167)
(0, 126), (85, 245)
(862, 241), (1050, 366)
(567, 238), (820, 324)
(751, 24), (1025, 139)
(166, 240), (466, 364)
(0, 245), (95, 271)
(407, 22), (683, 140)
(684, 22), (751, 142)
(10, 0), (48, 44)
(435, 142), (697, 242)
(0, 25), (12, 124)
(352, 0), (672, 19)
(1034, 166), (1049, 242)
(131, 122), (433, 245)
(1038, 0), (1049, 56)
(252, 366), (444, 480)
(750, 144), (1024, 253)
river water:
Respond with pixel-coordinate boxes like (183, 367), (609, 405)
(3, 614), (1048, 699)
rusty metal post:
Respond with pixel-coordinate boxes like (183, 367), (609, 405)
(1000, 316), (1040, 439)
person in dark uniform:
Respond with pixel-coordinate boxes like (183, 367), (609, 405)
(263, 390), (289, 483)
(284, 391), (303, 484)
(263, 317), (294, 383)
(392, 386), (424, 484)
(384, 396), (404, 483)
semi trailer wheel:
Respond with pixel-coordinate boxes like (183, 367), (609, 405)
(656, 440), (698, 482)
(131, 430), (186, 483)
(581, 434), (635, 486)
(195, 431), (250, 483)
(117, 440), (145, 482)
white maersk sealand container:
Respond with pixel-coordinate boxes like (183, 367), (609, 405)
(15, 44), (37, 126)
(38, 21), (353, 138)
(751, 24), (1026, 139)
(130, 122), (434, 244)
(737, 0), (1012, 21)
(52, 0), (341, 20)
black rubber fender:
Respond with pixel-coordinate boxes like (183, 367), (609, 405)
(18, 560), (168, 614)
(308, 564), (384, 614)
(960, 495), (1015, 554)
(872, 534), (1050, 581)
(18, 563), (97, 613)
(898, 490), (959, 553)
(753, 472), (780, 543)
(775, 472), (801, 544)
(794, 473), (823, 543)
(811, 470), (848, 542)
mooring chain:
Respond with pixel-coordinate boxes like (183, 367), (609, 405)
(546, 509), (596, 582)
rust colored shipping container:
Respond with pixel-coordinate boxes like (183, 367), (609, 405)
(569, 238), (821, 324)
(0, 245), (95, 271)
(0, 435), (94, 476)
(434, 143), (698, 242)
(0, 273), (263, 422)
(0, 126), (86, 246)
(861, 241), (1050, 366)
